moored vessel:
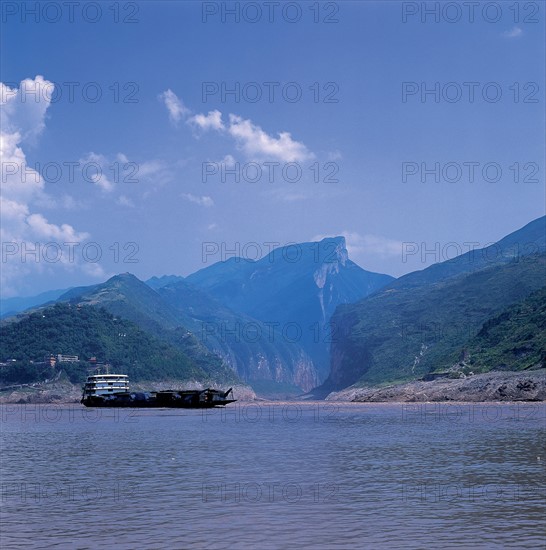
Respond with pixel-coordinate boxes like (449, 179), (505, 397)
(81, 373), (236, 408)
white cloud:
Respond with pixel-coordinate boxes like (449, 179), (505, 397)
(77, 153), (169, 195)
(181, 193), (214, 207)
(79, 152), (114, 192)
(268, 188), (308, 202)
(227, 114), (313, 162)
(0, 129), (44, 202)
(159, 89), (190, 124)
(0, 76), (97, 297)
(34, 194), (83, 211)
(216, 154), (236, 167)
(0, 196), (30, 222)
(59, 195), (83, 210)
(133, 159), (173, 194)
(1, 75), (54, 143)
(312, 231), (403, 261)
(159, 91), (314, 163)
(282, 193), (307, 202)
(26, 213), (89, 242)
(503, 26), (522, 38)
(188, 109), (224, 131)
(82, 262), (108, 279)
(118, 195), (135, 207)
(138, 159), (167, 178)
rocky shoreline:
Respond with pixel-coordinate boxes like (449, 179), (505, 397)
(325, 369), (546, 402)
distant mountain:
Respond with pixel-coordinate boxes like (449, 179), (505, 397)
(0, 288), (71, 319)
(156, 280), (317, 391)
(187, 237), (394, 381)
(55, 273), (234, 381)
(55, 273), (317, 392)
(0, 303), (211, 386)
(145, 275), (185, 290)
(58, 273), (184, 332)
(392, 216), (546, 290)
(322, 217), (546, 393)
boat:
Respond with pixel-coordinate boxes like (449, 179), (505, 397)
(81, 373), (236, 408)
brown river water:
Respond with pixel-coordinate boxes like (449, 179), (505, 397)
(1, 402), (544, 549)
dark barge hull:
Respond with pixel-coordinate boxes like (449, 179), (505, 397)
(81, 388), (236, 408)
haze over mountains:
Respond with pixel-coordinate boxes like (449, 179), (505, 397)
(151, 277), (319, 391)
(1, 219), (545, 397)
(0, 288), (71, 319)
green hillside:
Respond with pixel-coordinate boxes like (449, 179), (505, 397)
(0, 303), (229, 385)
(326, 253), (546, 389)
(57, 273), (236, 382)
(459, 286), (546, 373)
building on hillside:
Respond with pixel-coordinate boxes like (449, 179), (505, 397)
(56, 354), (79, 363)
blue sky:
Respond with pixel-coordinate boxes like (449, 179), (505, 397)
(1, 1), (544, 297)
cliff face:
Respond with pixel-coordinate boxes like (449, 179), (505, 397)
(12, 236), (386, 395)
(292, 352), (320, 391)
(246, 351), (318, 392)
(323, 305), (374, 392)
(313, 238), (349, 323)
(156, 279), (318, 392)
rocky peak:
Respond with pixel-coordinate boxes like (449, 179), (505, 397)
(315, 236), (348, 266)
(313, 237), (349, 290)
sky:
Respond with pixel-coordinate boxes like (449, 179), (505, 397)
(1, 0), (545, 298)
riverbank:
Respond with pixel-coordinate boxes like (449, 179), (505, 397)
(326, 369), (546, 402)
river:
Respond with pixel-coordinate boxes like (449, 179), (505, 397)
(1, 402), (544, 549)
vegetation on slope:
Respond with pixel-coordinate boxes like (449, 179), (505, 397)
(458, 286), (546, 373)
(327, 254), (546, 388)
(0, 303), (223, 385)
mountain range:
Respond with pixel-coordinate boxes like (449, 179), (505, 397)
(0, 288), (71, 319)
(1, 218), (544, 397)
(1, 237), (389, 394)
